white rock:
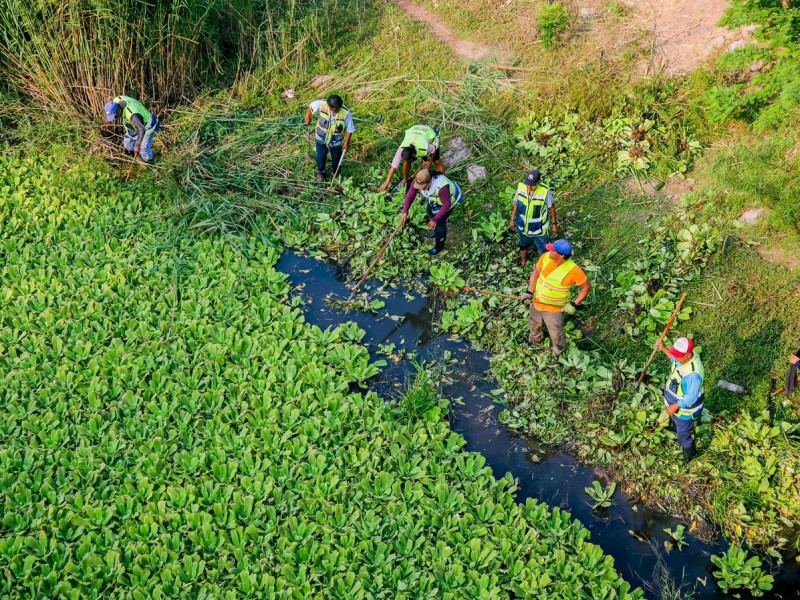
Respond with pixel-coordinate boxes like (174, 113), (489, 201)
(728, 40), (748, 52)
(441, 137), (472, 169)
(739, 207), (768, 224)
(467, 164), (487, 184)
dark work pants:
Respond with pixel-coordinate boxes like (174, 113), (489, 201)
(426, 204), (451, 248)
(670, 413), (701, 448)
(316, 141), (342, 175)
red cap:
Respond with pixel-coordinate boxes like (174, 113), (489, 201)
(668, 337), (694, 359)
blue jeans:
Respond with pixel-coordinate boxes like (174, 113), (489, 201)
(316, 141), (343, 175)
(519, 232), (550, 254)
(123, 116), (158, 162)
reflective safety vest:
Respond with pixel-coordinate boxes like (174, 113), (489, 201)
(514, 182), (550, 237)
(664, 354), (705, 419)
(534, 254), (576, 309)
(315, 101), (351, 148)
(113, 96), (156, 130)
(401, 125), (438, 157)
(420, 174), (463, 212)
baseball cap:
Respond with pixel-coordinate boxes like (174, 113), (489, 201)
(104, 101), (119, 122)
(668, 337), (695, 359)
(521, 169), (540, 186)
(545, 239), (573, 257)
(413, 169), (432, 189)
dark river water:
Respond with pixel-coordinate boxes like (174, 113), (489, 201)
(277, 251), (800, 599)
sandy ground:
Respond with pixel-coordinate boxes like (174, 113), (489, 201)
(627, 0), (752, 74)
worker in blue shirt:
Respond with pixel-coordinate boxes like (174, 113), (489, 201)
(656, 336), (704, 462)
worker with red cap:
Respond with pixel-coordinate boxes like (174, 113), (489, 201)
(655, 336), (704, 462)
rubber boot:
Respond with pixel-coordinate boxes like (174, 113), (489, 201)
(425, 231), (437, 239)
(316, 172), (325, 183)
(682, 443), (696, 463)
(429, 236), (445, 255)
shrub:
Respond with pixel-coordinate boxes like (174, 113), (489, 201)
(536, 2), (571, 50)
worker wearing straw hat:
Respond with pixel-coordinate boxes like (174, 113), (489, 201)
(305, 94), (355, 182)
(655, 336), (704, 462)
(104, 96), (160, 163)
(400, 168), (463, 255)
(520, 240), (590, 356)
(380, 124), (445, 192)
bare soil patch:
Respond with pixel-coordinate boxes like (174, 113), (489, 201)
(623, 0), (754, 74)
(392, 0), (509, 62)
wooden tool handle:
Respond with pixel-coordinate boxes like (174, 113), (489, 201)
(636, 293), (688, 386)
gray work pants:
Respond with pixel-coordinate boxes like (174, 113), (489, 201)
(529, 304), (566, 355)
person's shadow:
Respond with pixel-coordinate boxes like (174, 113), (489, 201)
(713, 319), (784, 413)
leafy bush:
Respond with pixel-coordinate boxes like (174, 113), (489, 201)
(536, 2), (571, 50)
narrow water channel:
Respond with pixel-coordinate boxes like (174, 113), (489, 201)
(277, 251), (800, 599)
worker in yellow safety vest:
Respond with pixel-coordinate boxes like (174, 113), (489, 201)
(509, 169), (557, 268)
(655, 336), (704, 462)
(520, 239), (590, 356)
(104, 96), (160, 162)
(380, 124), (445, 192)
(305, 94), (355, 182)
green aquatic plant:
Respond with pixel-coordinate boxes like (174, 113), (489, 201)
(585, 481), (617, 510)
(710, 545), (774, 597)
(430, 262), (466, 295)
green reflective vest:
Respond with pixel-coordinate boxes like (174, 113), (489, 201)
(315, 101), (351, 148)
(514, 182), (550, 237)
(665, 354), (705, 418)
(113, 96), (154, 129)
(534, 254), (576, 309)
(420, 174), (463, 212)
(400, 125), (438, 157)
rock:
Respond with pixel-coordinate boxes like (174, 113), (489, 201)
(441, 137), (472, 169)
(283, 88), (295, 100)
(467, 164), (487, 184)
(728, 40), (748, 52)
(354, 87), (370, 101)
(709, 36), (726, 50)
(749, 61), (764, 73)
(309, 74), (333, 89)
(739, 207), (768, 224)
(742, 24), (759, 36)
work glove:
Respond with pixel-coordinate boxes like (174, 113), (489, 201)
(520, 292), (533, 303)
(563, 303), (577, 316)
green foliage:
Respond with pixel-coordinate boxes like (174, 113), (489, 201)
(663, 525), (688, 551)
(0, 151), (644, 598)
(430, 262), (466, 295)
(585, 481), (617, 510)
(536, 2), (571, 50)
(710, 545), (774, 596)
(477, 210), (509, 243)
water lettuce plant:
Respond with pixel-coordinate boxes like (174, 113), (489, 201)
(0, 152), (643, 598)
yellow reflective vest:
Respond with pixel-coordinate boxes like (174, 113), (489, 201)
(315, 101), (351, 148)
(514, 183), (550, 237)
(534, 254), (576, 309)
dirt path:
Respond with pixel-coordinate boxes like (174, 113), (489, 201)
(392, 0), (506, 62)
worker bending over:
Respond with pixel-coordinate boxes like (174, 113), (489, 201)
(104, 96), (160, 163)
(401, 169), (463, 255)
(380, 124), (445, 192)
